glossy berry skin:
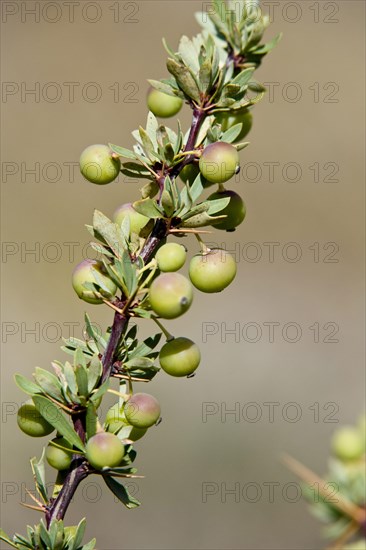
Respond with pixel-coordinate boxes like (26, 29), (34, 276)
(331, 427), (365, 462)
(147, 89), (183, 118)
(105, 403), (147, 441)
(155, 243), (187, 272)
(17, 400), (54, 437)
(46, 437), (73, 471)
(72, 259), (117, 305)
(85, 432), (125, 470)
(189, 249), (237, 293)
(113, 203), (153, 237)
(199, 142), (239, 184)
(215, 109), (253, 142)
(208, 190), (246, 231)
(149, 272), (193, 319)
(80, 144), (120, 185)
(125, 393), (161, 429)
(159, 337), (201, 377)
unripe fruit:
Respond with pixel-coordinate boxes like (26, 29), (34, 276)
(159, 337), (201, 377)
(149, 272), (193, 319)
(179, 163), (200, 185)
(72, 259), (117, 305)
(147, 89), (183, 118)
(189, 249), (237, 293)
(215, 109), (253, 142)
(199, 142), (239, 184)
(179, 163), (215, 189)
(124, 393), (161, 429)
(113, 203), (153, 237)
(331, 427), (365, 462)
(80, 144), (120, 185)
(85, 432), (125, 470)
(155, 243), (187, 272)
(17, 400), (54, 437)
(46, 437), (73, 471)
(208, 190), (246, 231)
(105, 403), (147, 441)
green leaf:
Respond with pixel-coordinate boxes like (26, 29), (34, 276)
(161, 190), (175, 218)
(207, 196), (231, 214)
(120, 251), (138, 296)
(138, 127), (157, 162)
(92, 210), (126, 259)
(103, 476), (141, 509)
(32, 396), (85, 451)
(69, 518), (88, 550)
(147, 79), (182, 99)
(34, 368), (63, 402)
(75, 365), (89, 398)
(0, 529), (17, 548)
(30, 451), (49, 504)
(87, 355), (102, 393)
(234, 141), (250, 152)
(132, 198), (164, 219)
(253, 33), (282, 54)
(180, 211), (226, 228)
(178, 35), (200, 73)
(90, 379), (109, 405)
(63, 362), (78, 396)
(38, 521), (52, 549)
(166, 59), (201, 103)
(199, 56), (212, 93)
(221, 123), (243, 143)
(145, 112), (159, 148)
(85, 314), (107, 354)
(89, 242), (114, 258)
(181, 202), (209, 221)
(108, 143), (136, 160)
(81, 539), (97, 550)
(231, 67), (255, 88)
(129, 333), (162, 359)
(140, 180), (159, 199)
(85, 402), (98, 441)
(14, 374), (42, 396)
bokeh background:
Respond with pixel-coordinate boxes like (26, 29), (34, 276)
(1, 1), (365, 548)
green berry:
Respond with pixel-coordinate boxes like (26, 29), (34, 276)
(46, 437), (73, 471)
(332, 427), (365, 462)
(17, 400), (54, 438)
(72, 259), (117, 305)
(215, 109), (253, 142)
(208, 190), (246, 231)
(105, 403), (147, 441)
(80, 144), (120, 185)
(85, 432), (125, 470)
(179, 163), (214, 189)
(113, 203), (153, 237)
(147, 89), (183, 118)
(159, 337), (201, 377)
(149, 272), (193, 319)
(124, 393), (161, 429)
(155, 243), (187, 272)
(199, 142), (239, 184)
(189, 249), (237, 293)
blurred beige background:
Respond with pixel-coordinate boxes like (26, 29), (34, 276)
(1, 1), (365, 549)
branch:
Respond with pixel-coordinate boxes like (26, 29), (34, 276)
(44, 103), (207, 528)
(170, 106), (206, 179)
(46, 462), (89, 526)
